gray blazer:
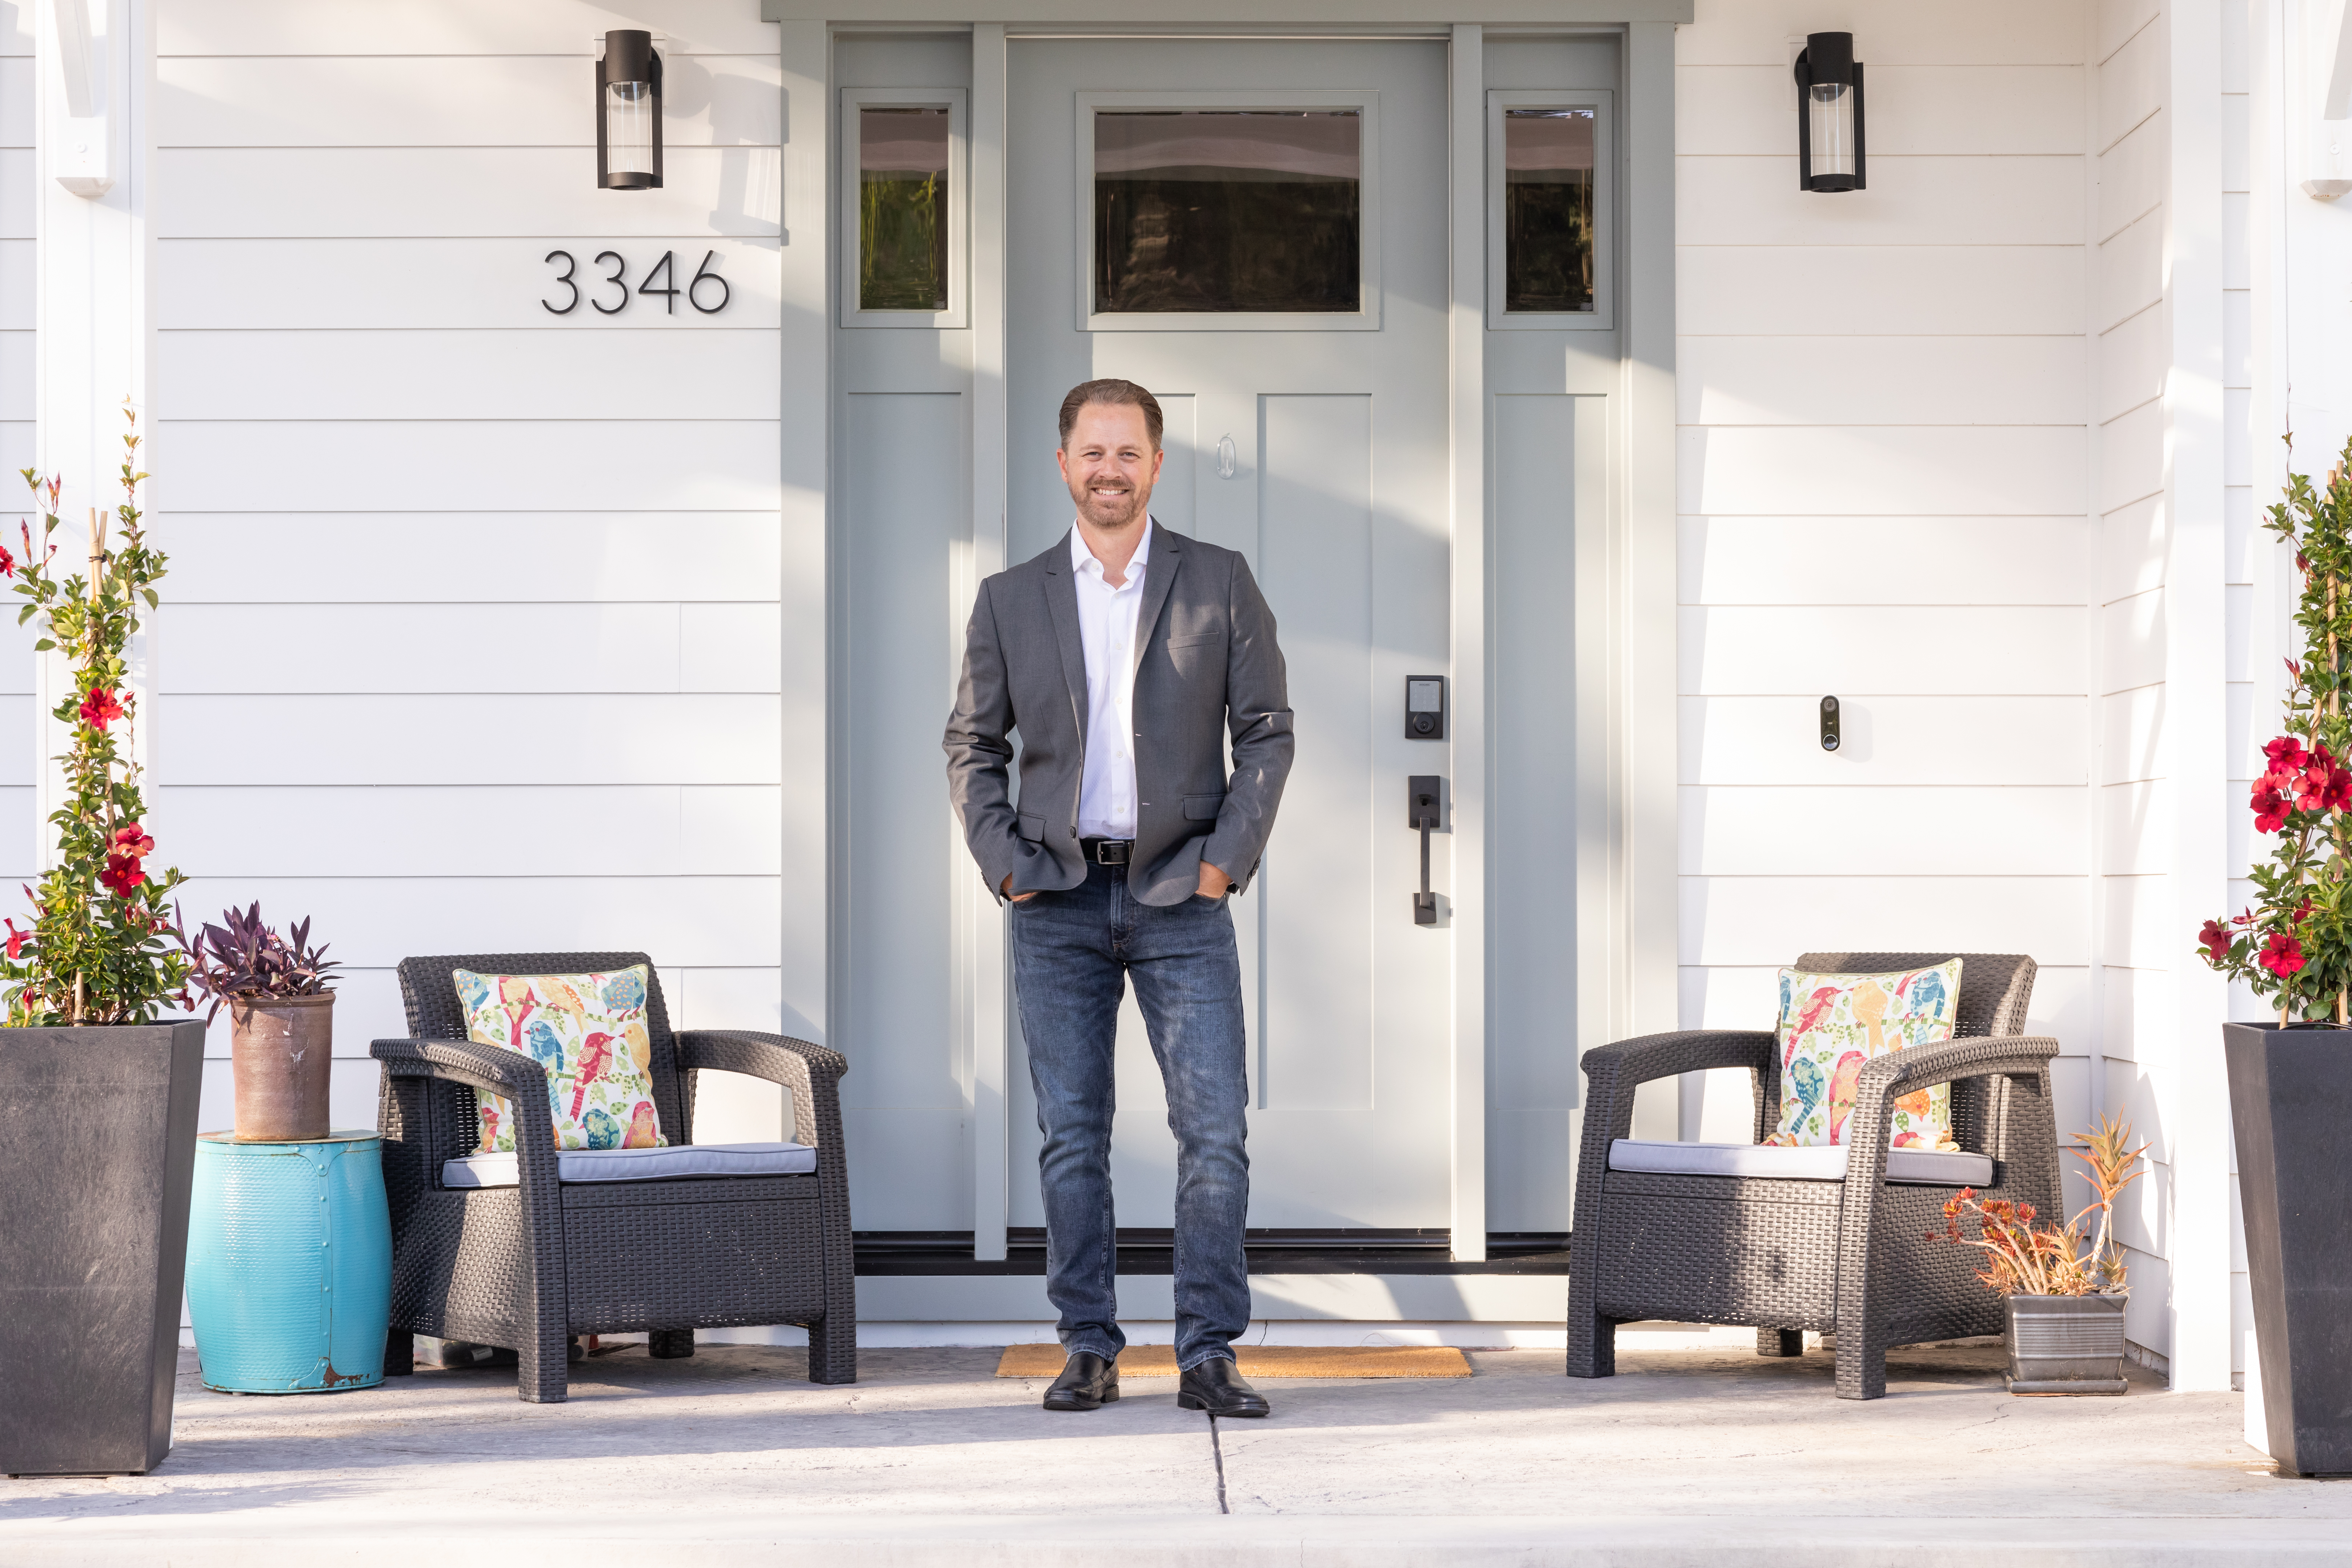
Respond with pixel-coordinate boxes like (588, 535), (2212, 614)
(944, 526), (1294, 907)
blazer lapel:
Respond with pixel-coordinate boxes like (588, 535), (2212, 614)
(1042, 533), (1090, 746)
(1132, 525), (1182, 681)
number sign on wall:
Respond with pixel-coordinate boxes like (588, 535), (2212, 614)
(543, 249), (731, 315)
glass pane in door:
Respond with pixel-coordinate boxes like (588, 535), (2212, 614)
(1502, 108), (1594, 313)
(860, 105), (950, 311)
(1094, 110), (1361, 313)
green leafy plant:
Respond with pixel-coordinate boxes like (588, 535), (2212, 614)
(2197, 441), (2352, 1024)
(0, 408), (188, 1024)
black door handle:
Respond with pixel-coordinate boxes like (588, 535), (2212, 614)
(1409, 775), (1440, 925)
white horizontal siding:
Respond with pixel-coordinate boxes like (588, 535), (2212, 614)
(159, 603), (782, 694)
(154, 149), (781, 238)
(159, 0), (780, 55)
(1675, 65), (2086, 156)
(156, 239), (783, 330)
(1679, 518), (2091, 605)
(157, 331), (784, 420)
(1680, 696), (2092, 786)
(1678, 154), (2085, 246)
(156, 695), (781, 784)
(156, 420), (781, 511)
(157, 55), (784, 147)
(161, 514), (782, 602)
(1678, 246), (2086, 336)
(1674, 0), (2092, 1153)
(162, 786), (784, 877)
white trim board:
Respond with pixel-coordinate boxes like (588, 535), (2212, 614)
(770, 2), (1695, 21)
(851, 1271), (1572, 1320)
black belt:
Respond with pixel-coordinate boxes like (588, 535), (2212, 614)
(1079, 837), (1133, 866)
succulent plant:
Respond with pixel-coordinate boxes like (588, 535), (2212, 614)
(174, 902), (338, 1021)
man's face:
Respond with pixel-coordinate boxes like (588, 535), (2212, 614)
(1058, 402), (1162, 532)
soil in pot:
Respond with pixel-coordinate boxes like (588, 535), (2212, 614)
(230, 993), (334, 1141)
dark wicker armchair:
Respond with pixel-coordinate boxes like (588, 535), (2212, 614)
(1567, 952), (2059, 1400)
(372, 951), (855, 1402)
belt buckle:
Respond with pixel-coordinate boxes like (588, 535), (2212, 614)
(1095, 839), (1130, 866)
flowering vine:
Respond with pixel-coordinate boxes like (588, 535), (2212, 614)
(0, 408), (188, 1024)
(2198, 442), (2352, 1023)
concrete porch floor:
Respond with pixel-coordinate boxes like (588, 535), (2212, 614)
(3, 1341), (2345, 1565)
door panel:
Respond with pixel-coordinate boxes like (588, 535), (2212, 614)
(1006, 37), (1451, 1232)
(840, 389), (969, 1225)
(1258, 393), (1375, 1111)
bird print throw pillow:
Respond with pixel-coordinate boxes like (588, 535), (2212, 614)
(454, 966), (666, 1154)
(1763, 960), (1963, 1151)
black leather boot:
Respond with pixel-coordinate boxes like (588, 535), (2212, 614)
(1177, 1356), (1270, 1417)
(1043, 1351), (1119, 1411)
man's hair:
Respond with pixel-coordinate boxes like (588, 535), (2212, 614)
(1058, 378), (1163, 451)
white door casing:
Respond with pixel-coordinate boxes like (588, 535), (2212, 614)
(820, 19), (1676, 1270)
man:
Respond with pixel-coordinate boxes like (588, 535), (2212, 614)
(944, 379), (1294, 1418)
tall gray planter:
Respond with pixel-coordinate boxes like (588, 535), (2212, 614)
(0, 1022), (205, 1476)
(2226, 1022), (2352, 1477)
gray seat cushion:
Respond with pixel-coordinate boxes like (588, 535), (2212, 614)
(442, 1141), (818, 1188)
(1608, 1138), (1993, 1186)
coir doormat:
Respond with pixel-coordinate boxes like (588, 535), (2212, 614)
(994, 1343), (1471, 1378)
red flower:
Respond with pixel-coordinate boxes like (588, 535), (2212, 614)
(2198, 919), (2234, 964)
(108, 823), (152, 861)
(98, 853), (146, 898)
(79, 687), (122, 731)
(2299, 747), (2352, 813)
(2259, 931), (2307, 978)
(4, 918), (26, 959)
(2265, 736), (2311, 773)
(2253, 779), (2292, 833)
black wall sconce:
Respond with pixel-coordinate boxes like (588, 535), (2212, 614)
(597, 29), (663, 190)
(1795, 32), (1865, 192)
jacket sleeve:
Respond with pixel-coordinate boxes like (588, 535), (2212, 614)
(943, 576), (1033, 902)
(1202, 553), (1295, 893)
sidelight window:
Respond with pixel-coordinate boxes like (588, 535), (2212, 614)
(841, 89), (967, 328)
(1079, 92), (1382, 332)
(1487, 90), (1613, 332)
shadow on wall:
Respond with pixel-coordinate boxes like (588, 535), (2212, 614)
(661, 54), (784, 230)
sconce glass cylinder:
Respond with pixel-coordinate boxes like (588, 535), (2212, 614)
(1795, 32), (1865, 193)
(597, 29), (664, 191)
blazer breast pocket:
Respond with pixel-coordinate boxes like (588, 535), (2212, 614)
(1018, 811), (1046, 842)
(1165, 631), (1223, 667)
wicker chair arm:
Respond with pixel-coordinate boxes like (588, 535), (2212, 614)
(1581, 1028), (1774, 1102)
(675, 1030), (846, 1152)
(370, 1037), (561, 1189)
(1856, 1034), (2060, 1099)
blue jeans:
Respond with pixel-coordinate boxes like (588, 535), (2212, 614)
(1009, 860), (1251, 1371)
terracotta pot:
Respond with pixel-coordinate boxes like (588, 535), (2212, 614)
(229, 993), (334, 1142)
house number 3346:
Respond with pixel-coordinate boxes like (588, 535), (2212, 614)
(542, 248), (730, 315)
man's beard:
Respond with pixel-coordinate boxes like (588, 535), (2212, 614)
(1077, 484), (1145, 529)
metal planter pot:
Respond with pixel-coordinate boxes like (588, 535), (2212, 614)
(2006, 1292), (2128, 1395)
(0, 1022), (206, 1475)
(2225, 1022), (2352, 1477)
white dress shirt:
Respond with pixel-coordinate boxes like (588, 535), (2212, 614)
(1071, 518), (1153, 839)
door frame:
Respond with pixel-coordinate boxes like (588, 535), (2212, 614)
(781, 12), (1679, 1267)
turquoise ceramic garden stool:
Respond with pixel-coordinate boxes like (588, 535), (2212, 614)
(185, 1131), (392, 1393)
